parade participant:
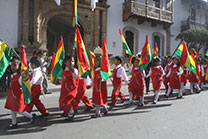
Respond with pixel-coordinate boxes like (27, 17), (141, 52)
(5, 57), (35, 128)
(166, 56), (183, 99)
(91, 57), (108, 118)
(163, 56), (172, 94)
(110, 56), (128, 106)
(72, 76), (93, 114)
(146, 57), (165, 104)
(24, 57), (49, 117)
(128, 56), (145, 106)
(200, 58), (208, 89)
(59, 55), (79, 120)
(181, 66), (189, 95)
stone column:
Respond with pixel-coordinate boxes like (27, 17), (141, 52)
(94, 9), (100, 47)
(102, 10), (107, 40)
(166, 27), (171, 55)
(18, 0), (23, 43)
(40, 25), (47, 50)
(22, 0), (29, 45)
(33, 0), (40, 47)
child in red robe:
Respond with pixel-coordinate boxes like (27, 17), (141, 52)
(200, 58), (208, 89)
(24, 57), (49, 117)
(110, 56), (128, 106)
(166, 56), (183, 99)
(59, 55), (79, 120)
(5, 57), (35, 128)
(181, 66), (189, 95)
(189, 62), (201, 94)
(91, 57), (108, 118)
(128, 56), (145, 106)
(163, 56), (172, 94)
(146, 57), (165, 104)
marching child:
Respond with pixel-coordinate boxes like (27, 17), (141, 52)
(5, 57), (35, 128)
(25, 57), (49, 116)
(200, 58), (208, 89)
(166, 56), (183, 99)
(146, 57), (165, 104)
(163, 56), (172, 94)
(91, 57), (108, 118)
(128, 56), (145, 106)
(181, 66), (189, 95)
(111, 56), (129, 106)
(59, 55), (79, 120)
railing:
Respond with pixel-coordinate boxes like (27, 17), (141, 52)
(123, 1), (173, 24)
(181, 18), (207, 32)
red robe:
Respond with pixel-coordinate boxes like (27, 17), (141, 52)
(163, 63), (172, 91)
(201, 65), (207, 83)
(59, 69), (79, 113)
(169, 66), (181, 89)
(92, 69), (108, 105)
(181, 69), (188, 83)
(151, 66), (163, 92)
(128, 67), (144, 97)
(5, 74), (26, 112)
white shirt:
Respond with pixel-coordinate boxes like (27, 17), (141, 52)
(114, 64), (128, 84)
(65, 67), (79, 79)
(164, 62), (172, 73)
(201, 65), (207, 77)
(30, 67), (43, 86)
(166, 64), (182, 78)
(146, 66), (165, 78)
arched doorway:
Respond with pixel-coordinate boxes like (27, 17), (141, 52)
(47, 15), (84, 56)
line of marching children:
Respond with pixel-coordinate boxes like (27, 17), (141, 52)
(4, 53), (208, 128)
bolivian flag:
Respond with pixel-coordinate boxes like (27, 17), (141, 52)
(154, 42), (160, 57)
(72, 0), (78, 27)
(76, 26), (90, 78)
(175, 40), (198, 77)
(139, 36), (152, 71)
(100, 38), (111, 80)
(21, 46), (31, 104)
(89, 51), (95, 79)
(0, 41), (12, 78)
(51, 37), (64, 84)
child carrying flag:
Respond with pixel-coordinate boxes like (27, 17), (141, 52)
(128, 56), (145, 106)
(24, 57), (49, 116)
(5, 57), (35, 128)
(91, 56), (108, 118)
(146, 57), (165, 104)
(181, 66), (189, 95)
(163, 56), (172, 94)
(59, 55), (79, 120)
(166, 56), (183, 99)
(111, 56), (128, 106)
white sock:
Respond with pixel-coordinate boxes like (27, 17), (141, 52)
(18, 111), (33, 119)
(155, 91), (159, 102)
(180, 82), (185, 94)
(129, 92), (133, 103)
(95, 105), (100, 115)
(11, 111), (17, 125)
(177, 89), (183, 97)
(190, 83), (194, 93)
(167, 87), (172, 96)
(140, 97), (144, 103)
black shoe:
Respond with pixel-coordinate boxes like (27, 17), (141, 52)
(84, 106), (93, 112)
(40, 113), (49, 118)
(9, 123), (18, 129)
(138, 103), (144, 107)
(91, 114), (102, 118)
(109, 103), (115, 107)
(176, 96), (183, 99)
(31, 114), (36, 124)
(103, 109), (108, 115)
(61, 113), (68, 117)
(120, 100), (125, 103)
(153, 100), (157, 104)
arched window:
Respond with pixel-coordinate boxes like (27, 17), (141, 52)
(125, 31), (134, 57)
(152, 32), (165, 56)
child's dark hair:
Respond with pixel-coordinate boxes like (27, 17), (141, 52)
(115, 56), (122, 64)
(62, 55), (73, 69)
(30, 57), (41, 67)
(11, 57), (21, 74)
(172, 56), (180, 67)
(152, 57), (161, 67)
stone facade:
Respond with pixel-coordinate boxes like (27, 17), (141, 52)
(18, 0), (109, 56)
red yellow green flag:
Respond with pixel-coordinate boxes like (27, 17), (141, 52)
(175, 40), (198, 77)
(51, 37), (64, 84)
(50, 53), (56, 82)
(76, 26), (90, 78)
(0, 41), (13, 78)
(154, 42), (160, 57)
(119, 29), (133, 56)
(21, 46), (31, 104)
(205, 67), (208, 81)
(74, 30), (77, 48)
(100, 38), (111, 80)
(139, 36), (152, 71)
(72, 0), (78, 27)
(89, 51), (95, 79)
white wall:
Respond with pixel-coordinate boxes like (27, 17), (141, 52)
(106, 0), (166, 57)
(0, 0), (18, 48)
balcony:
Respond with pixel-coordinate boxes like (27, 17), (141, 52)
(181, 18), (207, 32)
(123, 0), (173, 26)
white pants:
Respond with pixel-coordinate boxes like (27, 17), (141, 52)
(154, 91), (159, 102)
(190, 82), (200, 93)
(11, 111), (33, 124)
(167, 87), (182, 97)
(95, 104), (108, 115)
(181, 82), (185, 94)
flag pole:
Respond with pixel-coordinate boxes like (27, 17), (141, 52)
(0, 39), (21, 60)
(171, 40), (183, 57)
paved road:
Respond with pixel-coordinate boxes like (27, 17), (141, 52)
(1, 82), (208, 139)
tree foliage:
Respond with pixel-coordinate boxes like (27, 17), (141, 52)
(176, 28), (208, 51)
